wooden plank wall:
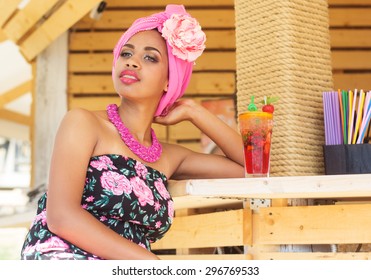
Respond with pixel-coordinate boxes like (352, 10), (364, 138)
(330, 0), (371, 90)
(68, 0), (371, 150)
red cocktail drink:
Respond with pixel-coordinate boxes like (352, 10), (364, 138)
(239, 111), (273, 177)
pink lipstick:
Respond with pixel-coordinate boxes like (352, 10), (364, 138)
(119, 70), (140, 85)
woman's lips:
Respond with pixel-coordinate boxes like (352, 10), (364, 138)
(119, 70), (139, 85)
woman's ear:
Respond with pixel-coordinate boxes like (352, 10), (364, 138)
(163, 84), (168, 93)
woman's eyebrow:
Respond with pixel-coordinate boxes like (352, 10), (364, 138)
(123, 43), (134, 49)
(123, 44), (161, 55)
(144, 46), (161, 55)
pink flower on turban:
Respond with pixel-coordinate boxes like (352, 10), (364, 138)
(112, 5), (206, 116)
(161, 14), (206, 62)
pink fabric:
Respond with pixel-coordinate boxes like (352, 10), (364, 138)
(112, 5), (204, 116)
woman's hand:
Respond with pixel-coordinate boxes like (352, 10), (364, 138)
(153, 99), (196, 125)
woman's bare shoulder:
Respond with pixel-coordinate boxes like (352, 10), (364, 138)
(52, 108), (107, 158)
(61, 108), (107, 128)
(64, 107), (100, 120)
(56, 108), (106, 139)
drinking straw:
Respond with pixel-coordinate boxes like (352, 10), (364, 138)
(347, 90), (354, 144)
(352, 89), (365, 144)
(364, 91), (371, 120)
(367, 91), (371, 116)
(357, 91), (371, 143)
(324, 91), (334, 145)
(342, 90), (348, 144)
(366, 120), (371, 142)
(338, 89), (345, 142)
(356, 105), (371, 144)
(323, 92), (329, 145)
(333, 91), (343, 144)
(329, 92), (336, 144)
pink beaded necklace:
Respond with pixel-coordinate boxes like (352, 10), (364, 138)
(107, 104), (162, 163)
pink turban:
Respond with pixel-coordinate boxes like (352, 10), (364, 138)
(112, 5), (206, 116)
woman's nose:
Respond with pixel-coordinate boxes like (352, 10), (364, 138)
(125, 62), (139, 68)
(125, 56), (140, 68)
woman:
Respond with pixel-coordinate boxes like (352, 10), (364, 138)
(21, 4), (244, 260)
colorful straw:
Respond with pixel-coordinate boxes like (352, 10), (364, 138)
(338, 89), (344, 142)
(357, 90), (371, 144)
(347, 90), (354, 144)
(323, 89), (371, 145)
(352, 89), (365, 144)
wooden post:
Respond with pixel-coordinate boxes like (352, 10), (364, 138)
(32, 32), (68, 189)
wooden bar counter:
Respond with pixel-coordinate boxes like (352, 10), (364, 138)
(153, 174), (371, 260)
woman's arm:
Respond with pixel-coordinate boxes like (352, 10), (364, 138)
(46, 108), (159, 260)
(154, 99), (245, 179)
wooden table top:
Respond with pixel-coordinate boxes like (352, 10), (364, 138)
(168, 173), (371, 210)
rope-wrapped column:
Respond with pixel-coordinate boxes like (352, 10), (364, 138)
(234, 0), (333, 176)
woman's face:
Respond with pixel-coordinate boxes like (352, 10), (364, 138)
(113, 30), (169, 104)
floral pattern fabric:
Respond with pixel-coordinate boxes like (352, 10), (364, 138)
(21, 154), (174, 260)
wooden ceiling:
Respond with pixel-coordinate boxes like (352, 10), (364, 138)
(0, 0), (102, 62)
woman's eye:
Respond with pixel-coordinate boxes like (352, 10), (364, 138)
(120, 51), (132, 58)
(144, 55), (158, 62)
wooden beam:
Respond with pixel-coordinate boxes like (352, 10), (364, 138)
(252, 252), (371, 260)
(159, 254), (250, 260)
(69, 30), (236, 51)
(151, 209), (248, 250)
(332, 51), (371, 70)
(0, 109), (31, 126)
(69, 31), (121, 51)
(167, 180), (243, 210)
(32, 31), (68, 189)
(68, 53), (112, 72)
(2, 0), (60, 43)
(187, 72), (235, 94)
(74, 9), (236, 30)
(0, 0), (22, 27)
(257, 204), (371, 245)
(174, 209), (197, 256)
(68, 52), (236, 72)
(328, 0), (371, 6)
(68, 74), (114, 94)
(106, 0), (371, 7)
(175, 174), (371, 200)
(333, 73), (371, 91)
(152, 124), (167, 141)
(106, 0), (235, 7)
(0, 80), (32, 108)
(330, 29), (371, 48)
(68, 73), (235, 95)
(69, 96), (119, 111)
(69, 96), (234, 124)
(329, 8), (371, 27)
(168, 121), (200, 140)
(19, 0), (101, 61)
(30, 61), (36, 190)
(0, 29), (7, 42)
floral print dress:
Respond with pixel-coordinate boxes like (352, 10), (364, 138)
(21, 154), (174, 260)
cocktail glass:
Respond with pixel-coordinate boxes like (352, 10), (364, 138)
(238, 111), (273, 177)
